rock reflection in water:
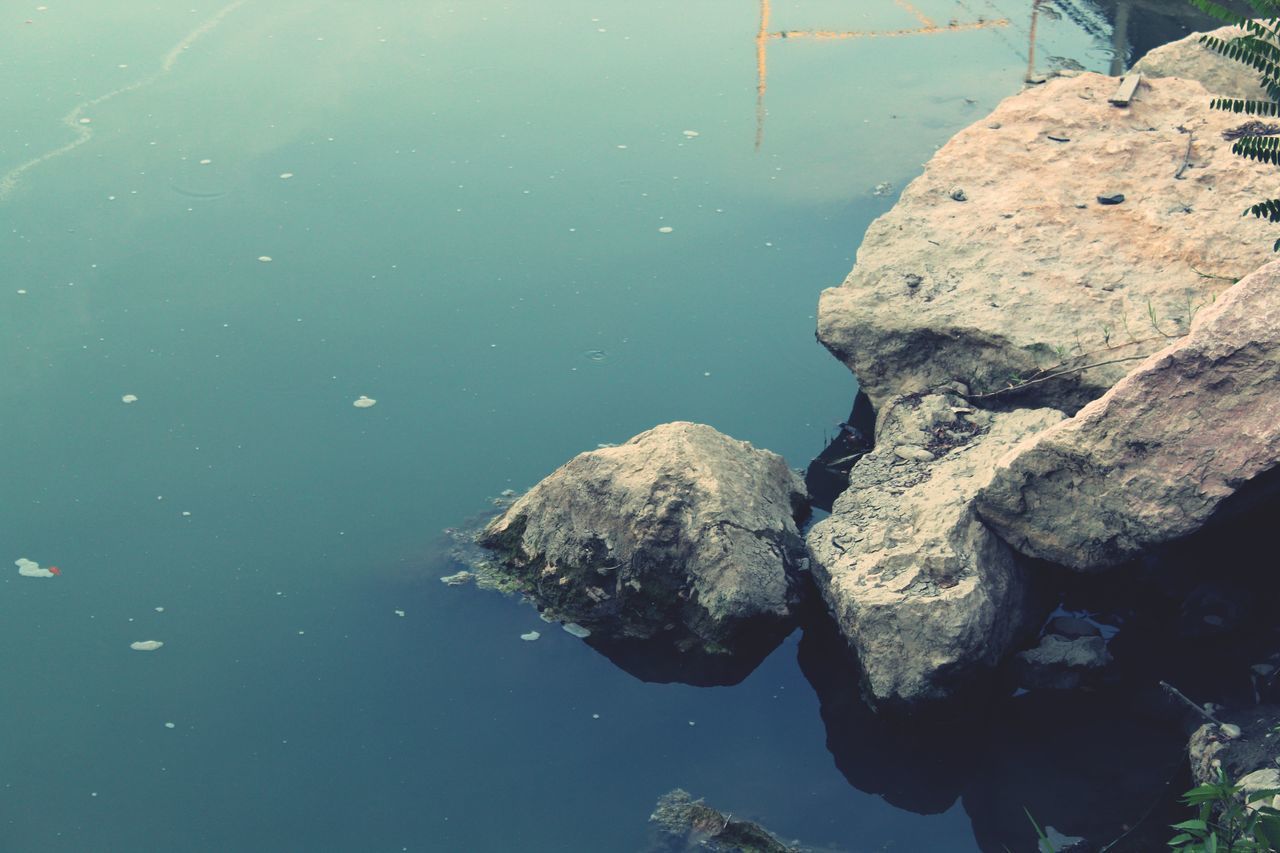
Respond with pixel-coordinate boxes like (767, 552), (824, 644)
(795, 613), (1186, 851)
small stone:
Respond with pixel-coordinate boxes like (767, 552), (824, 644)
(1096, 194), (1125, 205)
(1220, 723), (1242, 739)
(893, 445), (935, 463)
(948, 186), (967, 202)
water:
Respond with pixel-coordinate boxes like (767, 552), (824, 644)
(0, 2), (1215, 850)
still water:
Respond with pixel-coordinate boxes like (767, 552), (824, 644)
(0, 2), (1201, 850)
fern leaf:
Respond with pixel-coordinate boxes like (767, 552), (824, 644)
(1244, 198), (1280, 221)
(1210, 96), (1280, 116)
(1232, 135), (1280, 164)
(1187, 0), (1248, 24)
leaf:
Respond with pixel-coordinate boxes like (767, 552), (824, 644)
(1173, 819), (1210, 831)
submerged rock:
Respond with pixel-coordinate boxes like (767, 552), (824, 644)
(647, 789), (803, 853)
(806, 391), (1063, 707)
(478, 422), (809, 653)
(816, 73), (1274, 414)
(977, 260), (1280, 571)
(1015, 635), (1113, 691)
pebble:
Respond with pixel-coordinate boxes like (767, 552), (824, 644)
(893, 445), (936, 463)
(1221, 723), (1242, 740)
(1097, 194), (1125, 205)
(948, 186), (967, 202)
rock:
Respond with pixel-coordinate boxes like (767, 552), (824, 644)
(647, 789), (802, 853)
(806, 392), (1064, 707)
(1188, 707), (1280, 801)
(478, 422), (809, 653)
(1014, 635), (1112, 691)
(976, 260), (1280, 570)
(1131, 25), (1271, 101)
(816, 73), (1274, 414)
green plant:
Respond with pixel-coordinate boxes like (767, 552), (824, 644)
(1188, 1), (1280, 248)
(1167, 769), (1280, 851)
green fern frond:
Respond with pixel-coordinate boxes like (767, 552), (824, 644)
(1245, 197), (1280, 221)
(1210, 96), (1280, 116)
(1232, 135), (1280, 164)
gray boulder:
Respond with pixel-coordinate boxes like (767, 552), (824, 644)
(1132, 25), (1270, 100)
(479, 422), (808, 652)
(816, 73), (1274, 415)
(976, 260), (1280, 571)
(1015, 635), (1113, 691)
(806, 392), (1063, 707)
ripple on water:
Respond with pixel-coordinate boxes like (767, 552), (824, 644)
(582, 349), (608, 363)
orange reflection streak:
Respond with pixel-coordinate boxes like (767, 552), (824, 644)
(893, 0), (936, 28)
(754, 0), (1010, 150)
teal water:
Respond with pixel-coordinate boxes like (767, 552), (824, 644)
(2, 2), (1161, 850)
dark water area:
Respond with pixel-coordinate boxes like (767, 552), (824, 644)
(1, 1), (1264, 851)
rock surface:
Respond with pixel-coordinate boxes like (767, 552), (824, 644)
(806, 391), (1063, 707)
(816, 72), (1274, 414)
(1188, 707), (1280, 807)
(1132, 25), (1270, 100)
(976, 261), (1280, 571)
(478, 422), (808, 652)
(1015, 635), (1113, 691)
(647, 789), (803, 853)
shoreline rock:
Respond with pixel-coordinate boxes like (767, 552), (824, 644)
(816, 72), (1274, 415)
(806, 391), (1063, 707)
(976, 260), (1280, 571)
(478, 422), (810, 654)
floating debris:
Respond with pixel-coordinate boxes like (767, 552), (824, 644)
(257, 255), (272, 263)
(199, 159), (212, 165)
(15, 557), (55, 578)
(279, 172), (294, 179)
(562, 622), (591, 638)
(16, 289), (27, 295)
(657, 226), (673, 234)
(352, 395), (377, 409)
(164, 722), (176, 729)
(154, 607), (165, 612)
(440, 570), (473, 586)
(121, 394), (138, 403)
(394, 609), (406, 617)
(130, 640), (164, 651)
(520, 631), (541, 641)
(682, 129), (700, 138)
(582, 349), (608, 362)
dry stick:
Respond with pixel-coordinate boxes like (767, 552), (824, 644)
(1175, 129), (1195, 179)
(1159, 680), (1222, 724)
(965, 354), (1150, 399)
(1188, 262), (1236, 281)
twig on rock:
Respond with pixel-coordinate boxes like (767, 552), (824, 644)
(964, 354), (1150, 400)
(1159, 680), (1222, 724)
(1175, 127), (1195, 179)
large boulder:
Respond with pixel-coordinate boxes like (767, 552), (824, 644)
(806, 391), (1064, 708)
(478, 422), (809, 653)
(816, 72), (1274, 414)
(1132, 25), (1270, 100)
(976, 261), (1280, 571)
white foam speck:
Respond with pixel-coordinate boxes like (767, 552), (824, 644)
(121, 394), (138, 403)
(279, 172), (294, 179)
(257, 255), (272, 263)
(164, 722), (176, 729)
(353, 395), (377, 409)
(658, 226), (673, 234)
(130, 640), (163, 651)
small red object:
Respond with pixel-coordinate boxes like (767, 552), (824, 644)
(48, 566), (61, 576)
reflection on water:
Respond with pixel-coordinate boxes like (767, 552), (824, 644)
(754, 0), (1011, 149)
